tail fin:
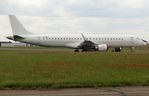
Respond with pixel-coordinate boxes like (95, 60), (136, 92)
(9, 15), (32, 36)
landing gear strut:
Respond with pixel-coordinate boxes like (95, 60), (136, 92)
(130, 47), (135, 52)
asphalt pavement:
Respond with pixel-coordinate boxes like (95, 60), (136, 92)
(0, 87), (149, 96)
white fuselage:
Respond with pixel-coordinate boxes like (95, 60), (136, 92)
(19, 34), (146, 48)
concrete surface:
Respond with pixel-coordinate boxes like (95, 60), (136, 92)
(0, 87), (149, 96)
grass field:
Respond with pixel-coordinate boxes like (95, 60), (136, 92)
(0, 47), (148, 89)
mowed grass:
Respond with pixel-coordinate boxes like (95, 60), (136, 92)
(0, 47), (148, 89)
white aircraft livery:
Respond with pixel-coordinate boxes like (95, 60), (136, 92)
(7, 15), (147, 52)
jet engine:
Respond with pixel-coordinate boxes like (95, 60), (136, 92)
(96, 44), (108, 52)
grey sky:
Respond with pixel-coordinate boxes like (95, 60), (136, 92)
(0, 0), (149, 41)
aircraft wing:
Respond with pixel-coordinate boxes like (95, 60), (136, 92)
(78, 33), (97, 49)
(66, 42), (82, 48)
(78, 40), (96, 49)
(66, 34), (97, 49)
(66, 40), (96, 49)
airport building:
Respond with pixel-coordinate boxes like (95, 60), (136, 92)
(0, 42), (31, 47)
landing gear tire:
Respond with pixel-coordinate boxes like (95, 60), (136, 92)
(115, 48), (122, 52)
(74, 49), (79, 52)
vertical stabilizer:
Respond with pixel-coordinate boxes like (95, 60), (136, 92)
(9, 15), (31, 35)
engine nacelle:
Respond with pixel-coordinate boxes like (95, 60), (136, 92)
(96, 44), (108, 52)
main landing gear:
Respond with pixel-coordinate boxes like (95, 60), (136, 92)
(74, 49), (80, 52)
(115, 47), (122, 52)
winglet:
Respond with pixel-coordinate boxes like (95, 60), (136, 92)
(81, 33), (87, 41)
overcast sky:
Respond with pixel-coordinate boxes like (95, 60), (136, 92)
(0, 0), (149, 40)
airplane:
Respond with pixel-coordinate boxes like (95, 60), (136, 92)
(7, 15), (147, 52)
